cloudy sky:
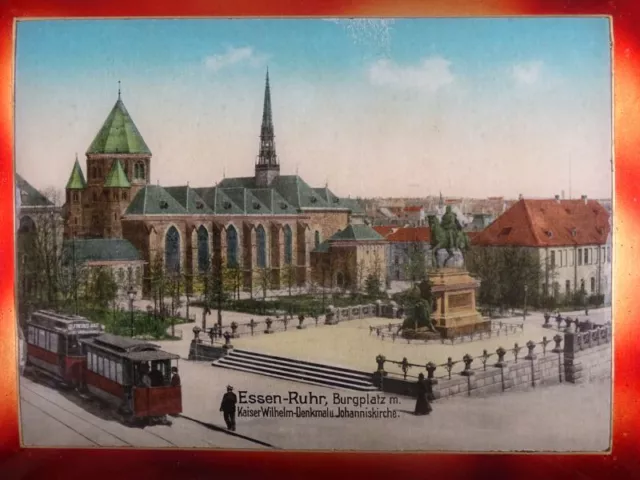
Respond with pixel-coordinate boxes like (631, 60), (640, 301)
(15, 18), (612, 200)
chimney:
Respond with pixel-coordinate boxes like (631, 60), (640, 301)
(518, 194), (523, 200)
(554, 194), (560, 203)
(581, 194), (587, 204)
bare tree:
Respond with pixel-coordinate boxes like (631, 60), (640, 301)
(283, 263), (297, 297)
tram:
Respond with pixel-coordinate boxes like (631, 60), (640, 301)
(80, 333), (182, 425)
(25, 310), (183, 426)
(25, 310), (104, 388)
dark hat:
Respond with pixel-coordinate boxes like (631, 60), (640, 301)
(171, 366), (178, 372)
(227, 385), (233, 391)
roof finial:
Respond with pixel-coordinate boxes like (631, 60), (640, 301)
(75, 152), (78, 162)
(118, 80), (121, 100)
(223, 166), (226, 179)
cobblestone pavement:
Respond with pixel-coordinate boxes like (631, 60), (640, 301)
(170, 360), (612, 452)
(19, 375), (265, 450)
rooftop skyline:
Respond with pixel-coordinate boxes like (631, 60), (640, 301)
(15, 18), (612, 200)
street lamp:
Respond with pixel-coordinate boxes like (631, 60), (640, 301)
(523, 284), (528, 321)
(128, 287), (137, 337)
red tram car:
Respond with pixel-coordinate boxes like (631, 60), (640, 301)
(25, 310), (104, 388)
(25, 310), (183, 426)
(80, 333), (182, 425)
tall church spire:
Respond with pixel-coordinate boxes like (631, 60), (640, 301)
(255, 69), (280, 186)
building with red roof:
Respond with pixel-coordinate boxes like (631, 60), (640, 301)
(374, 226), (433, 282)
(472, 197), (612, 301)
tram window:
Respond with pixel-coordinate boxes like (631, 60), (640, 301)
(88, 353), (93, 371)
(97, 356), (104, 376)
(109, 360), (116, 382)
(27, 326), (35, 344)
(38, 329), (46, 349)
(116, 363), (123, 384)
(91, 353), (97, 372)
(49, 333), (58, 353)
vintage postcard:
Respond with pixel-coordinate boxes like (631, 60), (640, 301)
(14, 17), (613, 452)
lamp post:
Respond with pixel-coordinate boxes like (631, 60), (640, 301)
(128, 287), (137, 337)
(523, 284), (528, 321)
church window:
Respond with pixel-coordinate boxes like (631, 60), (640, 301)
(197, 226), (209, 273)
(314, 230), (321, 248)
(73, 192), (79, 202)
(284, 225), (293, 265)
(122, 191), (128, 201)
(165, 226), (181, 273)
(256, 225), (267, 268)
(134, 162), (146, 180)
(227, 225), (238, 268)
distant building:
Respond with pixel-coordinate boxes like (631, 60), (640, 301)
(61, 238), (145, 296)
(311, 224), (388, 290)
(373, 226), (433, 282)
(472, 196), (611, 304)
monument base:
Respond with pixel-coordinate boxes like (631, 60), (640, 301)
(428, 267), (488, 339)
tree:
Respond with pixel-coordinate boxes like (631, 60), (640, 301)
(17, 187), (64, 311)
(404, 241), (427, 286)
(466, 246), (504, 314)
(283, 263), (297, 298)
(365, 273), (382, 299)
(148, 251), (167, 316)
(206, 253), (229, 327)
(88, 267), (118, 310)
(256, 267), (271, 307)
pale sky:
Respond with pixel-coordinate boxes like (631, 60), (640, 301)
(15, 18), (612, 201)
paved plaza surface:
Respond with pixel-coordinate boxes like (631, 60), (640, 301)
(155, 307), (611, 375)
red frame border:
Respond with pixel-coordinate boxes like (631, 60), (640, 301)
(2, 1), (639, 478)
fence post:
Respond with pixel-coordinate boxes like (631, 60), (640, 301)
(525, 340), (537, 387)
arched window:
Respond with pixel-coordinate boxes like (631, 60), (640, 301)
(284, 225), (293, 265)
(73, 192), (79, 202)
(197, 226), (209, 273)
(165, 226), (181, 273)
(18, 216), (36, 235)
(134, 161), (146, 180)
(226, 225), (238, 268)
(122, 191), (128, 201)
(256, 225), (266, 268)
(314, 230), (321, 248)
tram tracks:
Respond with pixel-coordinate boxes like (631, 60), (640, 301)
(20, 378), (179, 448)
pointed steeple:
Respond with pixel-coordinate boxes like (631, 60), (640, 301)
(257, 68), (278, 167)
(66, 155), (87, 189)
(438, 191), (444, 208)
(104, 159), (131, 188)
(255, 69), (280, 187)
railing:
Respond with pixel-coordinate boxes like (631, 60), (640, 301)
(376, 335), (565, 383)
(369, 320), (524, 345)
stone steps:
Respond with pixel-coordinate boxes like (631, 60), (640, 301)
(213, 349), (378, 391)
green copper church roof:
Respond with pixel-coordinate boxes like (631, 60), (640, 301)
(62, 238), (142, 265)
(124, 176), (363, 217)
(65, 159), (87, 190)
(329, 224), (385, 242)
(104, 159), (131, 188)
(87, 98), (151, 155)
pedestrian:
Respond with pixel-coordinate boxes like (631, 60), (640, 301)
(170, 366), (181, 387)
(149, 363), (164, 387)
(414, 373), (432, 416)
(209, 327), (216, 344)
(220, 385), (238, 431)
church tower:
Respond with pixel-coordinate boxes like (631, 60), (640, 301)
(64, 154), (87, 238)
(255, 69), (280, 187)
(82, 83), (151, 238)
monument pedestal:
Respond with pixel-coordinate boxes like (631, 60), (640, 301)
(428, 268), (489, 339)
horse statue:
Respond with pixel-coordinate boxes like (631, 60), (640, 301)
(429, 208), (470, 268)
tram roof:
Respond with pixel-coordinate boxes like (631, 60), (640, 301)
(81, 334), (179, 361)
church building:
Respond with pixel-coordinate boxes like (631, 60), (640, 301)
(63, 72), (365, 296)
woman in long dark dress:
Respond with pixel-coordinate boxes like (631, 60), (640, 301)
(415, 373), (433, 415)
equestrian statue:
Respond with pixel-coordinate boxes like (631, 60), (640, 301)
(428, 205), (471, 268)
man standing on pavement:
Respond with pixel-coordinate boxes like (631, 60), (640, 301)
(220, 385), (237, 431)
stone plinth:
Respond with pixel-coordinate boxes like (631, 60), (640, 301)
(429, 268), (489, 339)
